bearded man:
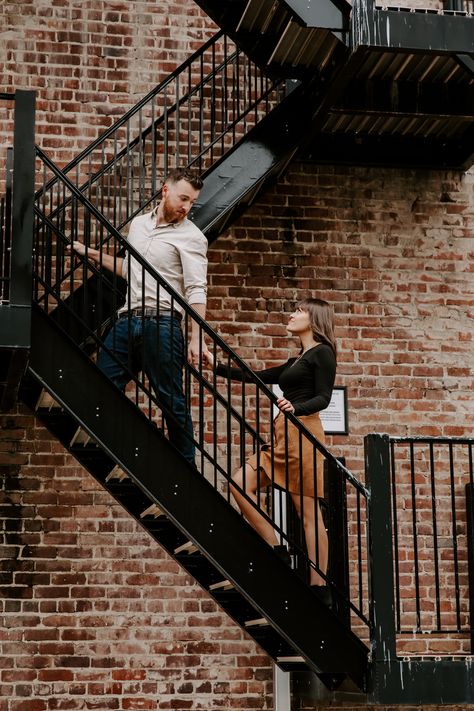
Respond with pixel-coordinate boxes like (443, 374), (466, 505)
(72, 168), (211, 466)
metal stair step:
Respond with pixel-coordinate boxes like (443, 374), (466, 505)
(245, 617), (269, 628)
(277, 656), (309, 671)
(174, 540), (198, 555)
(209, 579), (235, 591)
(35, 389), (60, 411)
(106, 465), (130, 483)
(70, 426), (93, 447)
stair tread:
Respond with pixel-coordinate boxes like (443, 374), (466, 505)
(140, 503), (164, 518)
(70, 426), (93, 447)
(245, 617), (269, 628)
(174, 540), (198, 555)
(105, 465), (130, 483)
(36, 389), (60, 411)
(209, 579), (234, 591)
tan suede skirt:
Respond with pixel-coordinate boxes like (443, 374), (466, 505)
(245, 412), (325, 498)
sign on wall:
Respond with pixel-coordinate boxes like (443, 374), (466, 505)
(319, 386), (348, 435)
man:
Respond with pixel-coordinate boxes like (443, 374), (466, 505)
(72, 167), (211, 465)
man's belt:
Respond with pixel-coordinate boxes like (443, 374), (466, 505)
(118, 307), (182, 322)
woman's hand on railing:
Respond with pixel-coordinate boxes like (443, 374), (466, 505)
(277, 397), (295, 415)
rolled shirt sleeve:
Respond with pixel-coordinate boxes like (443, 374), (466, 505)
(180, 232), (208, 306)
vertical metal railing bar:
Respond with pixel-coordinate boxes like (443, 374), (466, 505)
(226, 352), (233, 506)
(448, 441), (462, 629)
(175, 73), (180, 169)
(125, 119), (131, 226)
(105, 142), (111, 226)
(409, 441), (422, 630)
(298, 429), (306, 575)
(112, 128), (118, 227)
(211, 339), (218, 493)
(241, 377), (248, 503)
(390, 440), (401, 631)
(429, 441), (442, 631)
(138, 108), (144, 210)
(199, 53), (204, 172)
(312, 447), (318, 575)
(357, 489), (363, 614)
(1, 148), (13, 303)
(187, 64), (192, 166)
(210, 39), (216, 166)
(469, 443), (474, 487)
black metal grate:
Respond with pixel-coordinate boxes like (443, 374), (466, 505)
(390, 437), (474, 646)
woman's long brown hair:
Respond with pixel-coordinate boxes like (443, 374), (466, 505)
(297, 298), (337, 359)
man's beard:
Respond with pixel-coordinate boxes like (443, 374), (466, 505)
(163, 196), (185, 224)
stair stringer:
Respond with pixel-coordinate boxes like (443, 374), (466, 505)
(24, 305), (369, 689)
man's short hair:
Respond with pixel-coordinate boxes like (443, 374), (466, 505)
(165, 168), (203, 191)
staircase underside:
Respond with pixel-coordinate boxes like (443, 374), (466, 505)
(304, 45), (474, 169)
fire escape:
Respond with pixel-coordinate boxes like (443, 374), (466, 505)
(1, 0), (474, 704)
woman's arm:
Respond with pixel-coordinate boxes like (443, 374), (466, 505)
(216, 361), (288, 384)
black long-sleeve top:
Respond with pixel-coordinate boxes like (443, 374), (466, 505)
(216, 344), (336, 417)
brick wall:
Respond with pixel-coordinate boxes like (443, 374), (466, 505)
(0, 409), (273, 711)
(2, 0), (474, 708)
(0, 0), (217, 165)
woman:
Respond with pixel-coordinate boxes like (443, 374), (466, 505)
(217, 298), (337, 599)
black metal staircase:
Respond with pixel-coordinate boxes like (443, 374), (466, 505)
(20, 304), (369, 689)
(21, 143), (372, 687)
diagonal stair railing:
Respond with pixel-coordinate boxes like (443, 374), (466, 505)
(37, 30), (285, 234)
(33, 145), (371, 648)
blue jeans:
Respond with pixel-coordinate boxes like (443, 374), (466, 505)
(97, 315), (195, 465)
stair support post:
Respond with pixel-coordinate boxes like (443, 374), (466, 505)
(365, 434), (397, 693)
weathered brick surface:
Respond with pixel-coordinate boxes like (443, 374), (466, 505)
(0, 0), (217, 165)
(0, 410), (273, 710)
(2, 0), (474, 708)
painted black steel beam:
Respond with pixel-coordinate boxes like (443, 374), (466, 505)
(371, 658), (474, 704)
(352, 1), (474, 53)
(281, 0), (350, 29)
(334, 77), (474, 118)
(302, 130), (474, 170)
(10, 90), (36, 308)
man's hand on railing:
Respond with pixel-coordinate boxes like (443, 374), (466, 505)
(188, 339), (214, 369)
(69, 240), (123, 277)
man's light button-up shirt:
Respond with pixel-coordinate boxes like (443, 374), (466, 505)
(120, 210), (208, 315)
